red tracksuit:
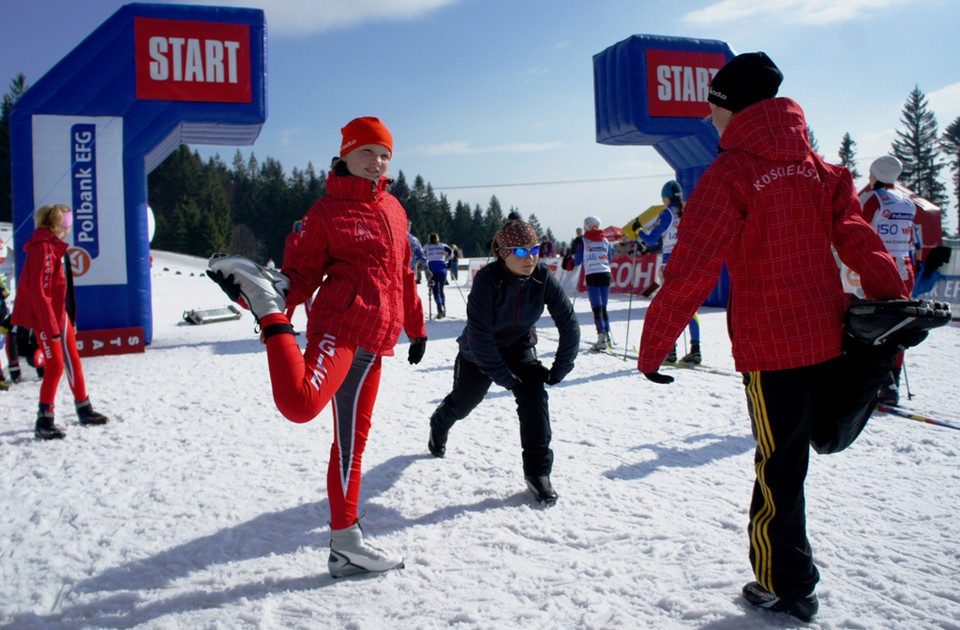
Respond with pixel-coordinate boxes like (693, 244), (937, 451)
(12, 227), (88, 406)
(260, 172), (425, 529)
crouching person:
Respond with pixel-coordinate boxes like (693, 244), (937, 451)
(427, 220), (579, 506)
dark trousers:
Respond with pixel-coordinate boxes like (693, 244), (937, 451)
(430, 351), (553, 476)
(742, 349), (894, 599)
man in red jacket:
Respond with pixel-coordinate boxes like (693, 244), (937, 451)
(208, 117), (427, 579)
(636, 52), (946, 621)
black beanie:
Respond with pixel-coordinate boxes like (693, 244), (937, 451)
(708, 52), (783, 113)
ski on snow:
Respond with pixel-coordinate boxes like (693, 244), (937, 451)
(875, 404), (960, 431)
(588, 344), (741, 379)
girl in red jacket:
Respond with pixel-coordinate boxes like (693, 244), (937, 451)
(208, 117), (426, 578)
(12, 204), (108, 439)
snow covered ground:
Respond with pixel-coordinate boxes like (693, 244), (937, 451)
(1, 250), (958, 630)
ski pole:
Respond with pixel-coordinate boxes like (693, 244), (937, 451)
(901, 360), (913, 400)
(622, 245), (639, 361)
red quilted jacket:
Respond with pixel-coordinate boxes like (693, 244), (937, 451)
(638, 97), (907, 373)
(283, 172), (426, 356)
(12, 227), (69, 338)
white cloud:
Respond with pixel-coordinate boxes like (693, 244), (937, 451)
(682, 0), (919, 27)
(407, 140), (563, 156)
(929, 82), (960, 126)
(176, 0), (460, 36)
(516, 66), (549, 84)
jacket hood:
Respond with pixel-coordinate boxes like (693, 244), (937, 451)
(720, 97), (810, 162)
(24, 227), (68, 255)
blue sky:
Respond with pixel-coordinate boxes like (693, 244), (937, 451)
(4, 0), (960, 241)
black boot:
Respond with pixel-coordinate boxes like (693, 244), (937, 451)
(35, 404), (65, 440)
(878, 367), (901, 406)
(76, 398), (109, 426)
(437, 304), (446, 319)
(428, 424), (448, 458)
(680, 343), (702, 364)
(525, 475), (558, 507)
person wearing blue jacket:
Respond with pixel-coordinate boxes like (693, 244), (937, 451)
(424, 233), (454, 318)
(426, 220), (579, 506)
(637, 180), (702, 363)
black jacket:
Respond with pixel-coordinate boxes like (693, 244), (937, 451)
(458, 260), (579, 389)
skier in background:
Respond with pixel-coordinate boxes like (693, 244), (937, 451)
(636, 180), (702, 364)
(574, 216), (614, 351)
(424, 233), (454, 319)
(407, 223), (428, 284)
(859, 156), (923, 406)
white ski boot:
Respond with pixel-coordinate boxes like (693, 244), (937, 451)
(207, 254), (289, 323)
(590, 332), (607, 352)
(328, 522), (404, 578)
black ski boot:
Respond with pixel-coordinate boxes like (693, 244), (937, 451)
(35, 404), (65, 440)
(845, 298), (951, 353)
(878, 367), (901, 406)
(76, 398), (109, 426)
(742, 581), (819, 622)
(680, 343), (701, 364)
(437, 304), (446, 319)
(666, 345), (678, 363)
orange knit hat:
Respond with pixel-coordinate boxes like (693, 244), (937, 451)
(340, 117), (393, 156)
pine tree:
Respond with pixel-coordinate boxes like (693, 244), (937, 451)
(1, 74), (29, 222)
(806, 125), (821, 157)
(941, 116), (960, 236)
(838, 132), (861, 180)
(892, 86), (949, 212)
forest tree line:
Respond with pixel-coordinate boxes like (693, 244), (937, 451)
(3, 73), (960, 264)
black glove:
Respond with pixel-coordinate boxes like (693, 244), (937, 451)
(408, 337), (427, 364)
(643, 371), (674, 384)
(514, 361), (552, 385)
(545, 370), (561, 386)
(206, 269), (242, 303)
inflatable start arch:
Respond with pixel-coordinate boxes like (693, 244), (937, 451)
(593, 34), (734, 306)
(10, 3), (266, 348)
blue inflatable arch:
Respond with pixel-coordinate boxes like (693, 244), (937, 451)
(10, 2), (266, 344)
(593, 34), (734, 305)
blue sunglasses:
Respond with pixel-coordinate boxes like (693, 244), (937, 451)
(502, 245), (540, 258)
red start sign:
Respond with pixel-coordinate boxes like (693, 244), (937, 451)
(135, 17), (252, 103)
(76, 326), (146, 358)
(645, 50), (727, 118)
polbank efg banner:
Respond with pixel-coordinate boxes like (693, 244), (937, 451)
(31, 115), (126, 286)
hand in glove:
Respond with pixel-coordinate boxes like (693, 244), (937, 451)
(408, 337), (427, 364)
(206, 269), (242, 304)
(643, 371), (674, 385)
(515, 361), (552, 385)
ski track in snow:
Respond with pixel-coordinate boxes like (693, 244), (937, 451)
(1, 250), (958, 629)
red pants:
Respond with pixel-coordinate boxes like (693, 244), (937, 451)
(38, 319), (87, 407)
(261, 313), (382, 530)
